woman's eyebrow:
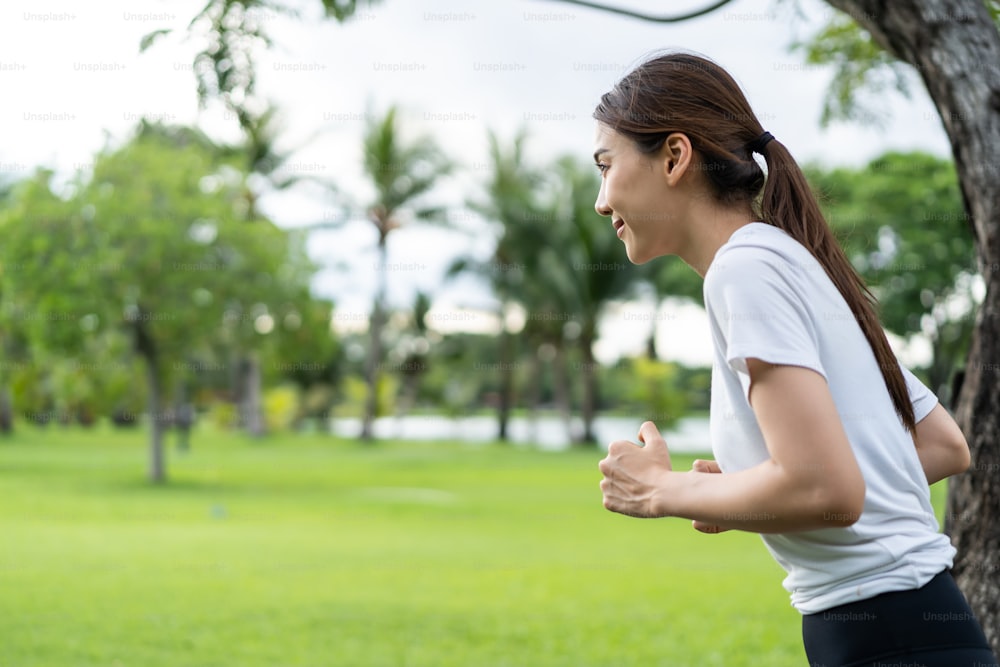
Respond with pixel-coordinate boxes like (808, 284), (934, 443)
(593, 148), (609, 162)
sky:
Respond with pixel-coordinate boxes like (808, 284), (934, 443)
(0, 0), (950, 365)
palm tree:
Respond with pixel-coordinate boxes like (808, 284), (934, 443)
(395, 290), (433, 416)
(359, 106), (450, 441)
(450, 129), (549, 441)
(551, 157), (643, 444)
(454, 138), (645, 445)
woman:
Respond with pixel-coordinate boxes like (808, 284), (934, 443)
(594, 52), (998, 667)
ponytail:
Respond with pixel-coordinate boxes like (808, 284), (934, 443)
(757, 140), (916, 433)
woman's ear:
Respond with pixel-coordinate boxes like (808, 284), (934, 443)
(661, 132), (693, 186)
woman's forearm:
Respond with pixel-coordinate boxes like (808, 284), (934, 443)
(657, 460), (863, 533)
(600, 366), (867, 533)
(914, 442), (969, 485)
(911, 404), (971, 485)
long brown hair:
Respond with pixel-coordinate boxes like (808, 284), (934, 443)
(594, 51), (916, 433)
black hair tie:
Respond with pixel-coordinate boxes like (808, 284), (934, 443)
(748, 131), (774, 154)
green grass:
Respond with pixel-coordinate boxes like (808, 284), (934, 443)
(0, 424), (944, 667)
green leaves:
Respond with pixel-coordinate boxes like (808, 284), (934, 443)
(0, 122), (323, 414)
(806, 150), (975, 393)
(319, 0), (381, 21)
(791, 12), (913, 127)
(362, 106), (452, 227)
(139, 28), (173, 53)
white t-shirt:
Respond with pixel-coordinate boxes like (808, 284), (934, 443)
(703, 222), (955, 614)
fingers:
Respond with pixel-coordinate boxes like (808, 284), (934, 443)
(637, 421), (666, 449)
(692, 519), (728, 534)
(691, 459), (722, 474)
(606, 438), (639, 457)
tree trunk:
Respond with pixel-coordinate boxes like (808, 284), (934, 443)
(175, 380), (193, 452)
(496, 327), (513, 442)
(361, 233), (388, 442)
(143, 352), (166, 484)
(0, 386), (12, 434)
(577, 329), (598, 445)
(240, 354), (264, 437)
(131, 314), (166, 483)
(527, 346), (544, 444)
(552, 342), (576, 443)
(827, 0), (1000, 652)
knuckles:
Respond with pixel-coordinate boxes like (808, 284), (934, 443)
(607, 440), (632, 456)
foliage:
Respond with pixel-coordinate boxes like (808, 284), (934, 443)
(357, 106), (452, 440)
(788, 2), (1000, 127)
(414, 332), (507, 415)
(0, 123), (311, 372)
(264, 298), (341, 390)
(362, 107), (452, 225)
(263, 384), (301, 431)
(336, 373), (398, 419)
(454, 133), (644, 442)
(207, 399), (239, 430)
(140, 0), (383, 135)
(791, 11), (913, 127)
(0, 122), (325, 478)
(805, 151), (975, 397)
(646, 255), (705, 308)
(621, 357), (688, 429)
(550, 157), (644, 442)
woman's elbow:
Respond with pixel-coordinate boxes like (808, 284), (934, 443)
(815, 476), (866, 528)
(820, 492), (865, 527)
(951, 436), (972, 476)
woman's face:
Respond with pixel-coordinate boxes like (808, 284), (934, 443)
(593, 123), (688, 265)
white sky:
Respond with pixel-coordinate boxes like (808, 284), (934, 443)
(0, 0), (948, 366)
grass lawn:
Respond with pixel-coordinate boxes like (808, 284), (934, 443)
(0, 424), (948, 667)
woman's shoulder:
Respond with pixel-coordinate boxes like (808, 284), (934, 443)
(708, 223), (819, 286)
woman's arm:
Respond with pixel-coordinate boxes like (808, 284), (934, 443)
(599, 359), (866, 533)
(912, 403), (970, 485)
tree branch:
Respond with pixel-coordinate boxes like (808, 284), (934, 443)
(536, 0), (736, 23)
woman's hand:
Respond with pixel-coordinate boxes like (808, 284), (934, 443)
(599, 421), (673, 518)
(689, 459), (729, 534)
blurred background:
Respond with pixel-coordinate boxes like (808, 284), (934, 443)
(0, 0), (976, 457)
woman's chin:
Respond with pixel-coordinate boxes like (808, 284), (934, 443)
(623, 243), (654, 265)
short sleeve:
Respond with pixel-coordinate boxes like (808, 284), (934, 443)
(901, 365), (939, 422)
(704, 246), (827, 386)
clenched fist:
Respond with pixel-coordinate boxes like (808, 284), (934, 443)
(598, 421), (673, 518)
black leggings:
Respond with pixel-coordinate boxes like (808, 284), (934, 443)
(802, 570), (998, 667)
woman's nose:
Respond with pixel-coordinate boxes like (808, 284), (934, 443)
(595, 183), (611, 217)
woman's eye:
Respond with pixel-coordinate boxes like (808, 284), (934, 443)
(595, 162), (609, 174)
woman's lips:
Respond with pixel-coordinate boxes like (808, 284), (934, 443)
(613, 219), (625, 238)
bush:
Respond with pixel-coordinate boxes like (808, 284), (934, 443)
(263, 385), (300, 432)
(207, 401), (238, 431)
(334, 374), (398, 419)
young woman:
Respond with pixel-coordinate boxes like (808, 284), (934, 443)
(594, 52), (998, 667)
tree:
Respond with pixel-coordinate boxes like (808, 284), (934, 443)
(357, 106), (451, 441)
(806, 151), (976, 401)
(393, 291), (433, 417)
(0, 124), (318, 482)
(452, 129), (544, 442)
(550, 157), (643, 444)
(455, 140), (646, 444)
(140, 0), (384, 148)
